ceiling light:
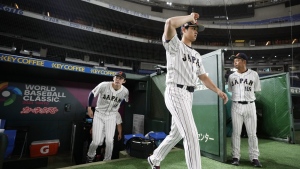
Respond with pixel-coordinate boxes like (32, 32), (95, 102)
(14, 3), (19, 9)
(262, 56), (264, 58)
(292, 39), (297, 44)
(47, 12), (50, 17)
(275, 56), (277, 57)
(265, 41), (270, 46)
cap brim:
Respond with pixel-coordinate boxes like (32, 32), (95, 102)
(115, 75), (125, 79)
(189, 24), (205, 32)
(198, 24), (205, 32)
(234, 56), (247, 60)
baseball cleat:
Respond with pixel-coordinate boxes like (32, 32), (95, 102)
(251, 159), (262, 167)
(86, 155), (94, 163)
(231, 158), (239, 166)
(148, 157), (160, 169)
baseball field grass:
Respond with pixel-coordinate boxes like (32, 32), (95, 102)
(61, 134), (300, 169)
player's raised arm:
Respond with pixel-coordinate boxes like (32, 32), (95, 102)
(163, 13), (199, 40)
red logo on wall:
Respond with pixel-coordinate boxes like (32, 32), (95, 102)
(21, 106), (59, 114)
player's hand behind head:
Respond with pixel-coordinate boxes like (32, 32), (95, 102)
(190, 13), (199, 24)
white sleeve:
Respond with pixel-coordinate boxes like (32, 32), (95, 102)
(196, 54), (206, 76)
(116, 113), (122, 125)
(162, 34), (180, 53)
(124, 89), (129, 102)
(91, 82), (105, 97)
(254, 72), (261, 92)
(228, 75), (232, 92)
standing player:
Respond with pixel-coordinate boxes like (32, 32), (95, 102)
(86, 72), (129, 162)
(228, 53), (262, 167)
(147, 13), (228, 169)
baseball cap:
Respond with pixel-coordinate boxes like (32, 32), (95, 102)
(115, 71), (126, 79)
(182, 22), (205, 32)
(234, 53), (248, 61)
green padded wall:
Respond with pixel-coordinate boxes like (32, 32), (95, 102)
(193, 49), (226, 162)
(256, 73), (295, 143)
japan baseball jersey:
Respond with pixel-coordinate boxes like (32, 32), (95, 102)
(163, 35), (206, 86)
(228, 69), (261, 100)
(92, 81), (129, 115)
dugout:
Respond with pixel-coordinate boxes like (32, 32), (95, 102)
(0, 53), (151, 160)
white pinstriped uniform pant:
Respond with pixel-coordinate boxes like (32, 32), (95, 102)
(149, 85), (201, 169)
(231, 102), (260, 161)
(87, 112), (117, 161)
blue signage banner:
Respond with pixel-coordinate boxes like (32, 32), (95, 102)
(0, 4), (23, 15)
(0, 53), (118, 76)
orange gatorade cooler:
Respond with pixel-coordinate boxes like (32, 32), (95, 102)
(30, 139), (60, 157)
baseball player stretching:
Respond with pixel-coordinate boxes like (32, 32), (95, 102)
(147, 13), (228, 169)
(86, 72), (129, 162)
(228, 53), (262, 167)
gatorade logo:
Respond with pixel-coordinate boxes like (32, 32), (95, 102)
(40, 145), (49, 154)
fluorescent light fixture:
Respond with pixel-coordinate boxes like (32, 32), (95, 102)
(292, 39), (297, 44)
(235, 40), (245, 43)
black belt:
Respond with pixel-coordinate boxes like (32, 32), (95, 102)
(233, 101), (254, 104)
(176, 84), (194, 93)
